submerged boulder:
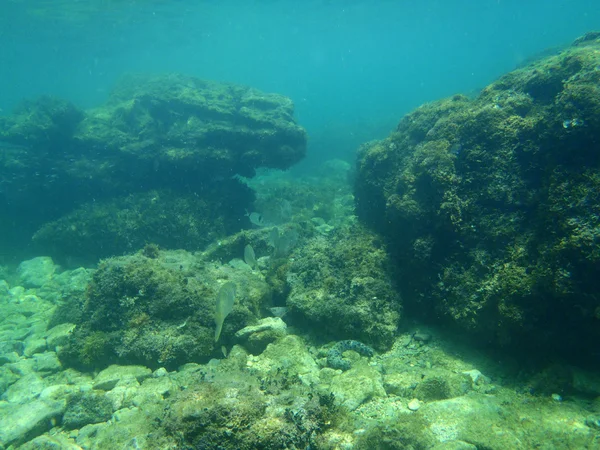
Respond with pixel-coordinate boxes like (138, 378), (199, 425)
(0, 74), (306, 261)
(58, 249), (271, 371)
(355, 32), (600, 363)
(32, 188), (251, 260)
(75, 73), (307, 185)
(286, 224), (401, 350)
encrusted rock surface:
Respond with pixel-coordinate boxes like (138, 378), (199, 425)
(1, 262), (600, 448)
(355, 32), (600, 363)
(0, 74), (306, 260)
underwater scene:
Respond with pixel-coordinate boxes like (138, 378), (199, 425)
(2, 1), (600, 448)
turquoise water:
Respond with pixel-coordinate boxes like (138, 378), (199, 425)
(2, 2), (600, 448)
(1, 0), (599, 167)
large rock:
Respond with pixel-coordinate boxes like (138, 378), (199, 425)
(0, 397), (66, 447)
(58, 249), (272, 371)
(16, 257), (57, 288)
(286, 224), (401, 349)
(0, 74), (306, 260)
(355, 32), (600, 363)
(77, 73), (307, 179)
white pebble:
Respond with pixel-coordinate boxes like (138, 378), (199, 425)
(408, 398), (422, 411)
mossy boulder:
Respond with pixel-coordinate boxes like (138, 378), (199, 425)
(62, 391), (114, 430)
(355, 32), (600, 363)
(32, 188), (250, 261)
(162, 352), (339, 450)
(58, 249), (271, 370)
(0, 74), (306, 261)
(286, 224), (401, 350)
(76, 73), (306, 183)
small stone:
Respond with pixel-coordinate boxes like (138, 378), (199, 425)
(462, 369), (490, 386)
(45, 323), (76, 349)
(17, 256), (57, 288)
(76, 423), (107, 447)
(63, 391), (114, 430)
(153, 367), (168, 378)
(330, 366), (386, 411)
(6, 358), (35, 376)
(413, 331), (432, 343)
(8, 286), (25, 301)
(33, 352), (62, 374)
(235, 317), (287, 354)
(23, 338), (47, 357)
(39, 384), (79, 402)
(0, 340), (25, 357)
(408, 398), (422, 411)
(0, 352), (20, 366)
(235, 317), (287, 339)
(269, 307), (288, 318)
(2, 373), (45, 404)
(19, 434), (82, 450)
(0, 398), (66, 447)
(93, 365), (152, 391)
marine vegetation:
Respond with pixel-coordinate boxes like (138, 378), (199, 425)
(0, 74), (306, 262)
(287, 223), (401, 350)
(32, 189), (247, 261)
(355, 32), (600, 364)
(58, 249), (269, 370)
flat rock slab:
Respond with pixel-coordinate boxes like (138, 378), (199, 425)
(0, 398), (66, 447)
(93, 365), (152, 391)
(16, 257), (57, 288)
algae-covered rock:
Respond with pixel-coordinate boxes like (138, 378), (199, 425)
(33, 188), (250, 261)
(420, 396), (521, 447)
(354, 413), (436, 450)
(162, 346), (338, 450)
(0, 74), (306, 261)
(287, 224), (401, 350)
(79, 73), (306, 176)
(58, 249), (271, 370)
(0, 397), (67, 447)
(247, 335), (320, 385)
(92, 365), (152, 391)
(235, 317), (287, 354)
(16, 256), (57, 288)
(329, 365), (386, 411)
(62, 390), (114, 430)
(355, 32), (600, 363)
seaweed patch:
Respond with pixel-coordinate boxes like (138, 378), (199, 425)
(327, 340), (374, 371)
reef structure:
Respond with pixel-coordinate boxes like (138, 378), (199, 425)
(0, 74), (306, 260)
(355, 31), (600, 364)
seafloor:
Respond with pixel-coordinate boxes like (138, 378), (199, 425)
(1, 32), (600, 450)
(1, 166), (600, 449)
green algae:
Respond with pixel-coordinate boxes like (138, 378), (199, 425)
(355, 32), (600, 364)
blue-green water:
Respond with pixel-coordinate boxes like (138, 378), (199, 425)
(1, 0), (599, 167)
(2, 2), (600, 448)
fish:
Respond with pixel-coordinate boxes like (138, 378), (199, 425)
(214, 281), (236, 342)
(244, 244), (257, 269)
(245, 210), (266, 227)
